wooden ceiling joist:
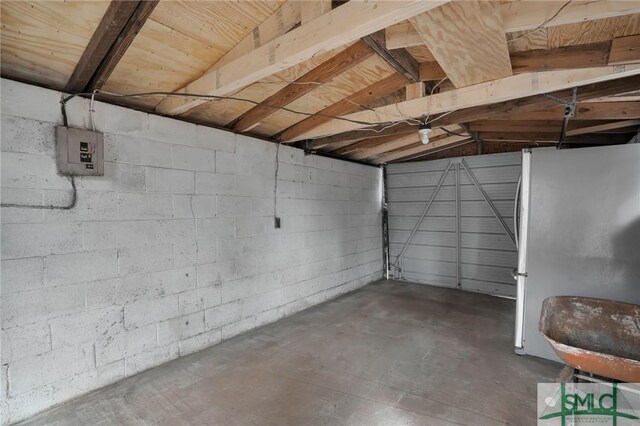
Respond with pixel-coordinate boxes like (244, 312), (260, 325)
(305, 74), (640, 151)
(307, 121), (417, 150)
(478, 132), (632, 144)
(229, 41), (374, 132)
(296, 65), (640, 140)
(360, 30), (420, 83)
(608, 34), (640, 65)
(385, 1), (640, 50)
(155, 0), (448, 116)
(565, 119), (640, 136)
(409, 1), (512, 87)
(66, 0), (158, 92)
(420, 40), (614, 81)
(492, 102), (640, 121)
(275, 73), (407, 142)
(373, 133), (471, 163)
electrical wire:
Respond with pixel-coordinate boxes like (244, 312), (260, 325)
(273, 142), (280, 220)
(62, 91), (400, 130)
(442, 128), (469, 138)
(508, 0), (572, 42)
(0, 176), (77, 210)
(423, 76), (449, 124)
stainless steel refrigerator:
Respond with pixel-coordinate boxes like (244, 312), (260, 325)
(514, 144), (640, 361)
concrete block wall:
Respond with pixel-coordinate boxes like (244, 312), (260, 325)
(0, 79), (383, 424)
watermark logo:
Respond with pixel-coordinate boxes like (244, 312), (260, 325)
(538, 383), (640, 425)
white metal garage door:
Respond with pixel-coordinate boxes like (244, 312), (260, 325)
(386, 152), (520, 297)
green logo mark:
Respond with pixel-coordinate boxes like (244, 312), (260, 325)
(540, 383), (639, 426)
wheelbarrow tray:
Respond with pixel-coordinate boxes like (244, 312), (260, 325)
(539, 296), (640, 382)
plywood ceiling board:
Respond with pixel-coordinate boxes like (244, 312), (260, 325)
(0, 1), (110, 89)
(183, 45), (349, 126)
(150, 1), (284, 54)
(100, 18), (220, 109)
(409, 1), (512, 88)
(253, 55), (396, 136)
(548, 14), (640, 48)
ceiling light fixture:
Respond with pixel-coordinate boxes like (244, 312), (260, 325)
(419, 123), (432, 144)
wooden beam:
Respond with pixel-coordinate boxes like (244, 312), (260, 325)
(332, 124), (454, 155)
(419, 62), (447, 81)
(155, 0), (448, 116)
(511, 41), (611, 73)
(361, 30), (420, 83)
(409, 1), (512, 87)
(348, 124), (464, 160)
(478, 131), (631, 144)
(307, 121), (417, 150)
(565, 119), (640, 136)
(609, 35), (640, 65)
(66, 0), (158, 92)
(405, 82), (424, 101)
(491, 102), (640, 121)
(229, 41), (374, 132)
(308, 75), (640, 148)
(350, 133), (420, 160)
(386, 1), (640, 49)
(295, 65), (640, 140)
(301, 0), (332, 24)
(391, 139), (476, 163)
(419, 41), (613, 81)
(275, 73), (407, 142)
(373, 133), (471, 163)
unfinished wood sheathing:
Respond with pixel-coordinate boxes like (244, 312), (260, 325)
(0, 1), (109, 89)
(182, 45), (351, 127)
(506, 14), (640, 52)
(409, 1), (513, 88)
(253, 55), (397, 137)
(101, 2), (286, 110)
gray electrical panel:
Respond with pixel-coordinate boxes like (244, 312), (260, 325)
(56, 127), (104, 176)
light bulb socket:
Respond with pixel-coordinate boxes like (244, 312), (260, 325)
(419, 123), (432, 132)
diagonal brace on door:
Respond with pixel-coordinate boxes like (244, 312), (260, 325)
(460, 159), (516, 245)
(392, 161), (454, 271)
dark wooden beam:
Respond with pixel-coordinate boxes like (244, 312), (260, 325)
(489, 101), (640, 121)
(478, 132), (632, 144)
(229, 40), (374, 132)
(67, 0), (158, 93)
(275, 73), (407, 142)
(419, 41), (612, 81)
(361, 30), (420, 83)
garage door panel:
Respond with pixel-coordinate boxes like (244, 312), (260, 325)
(461, 232), (515, 251)
(461, 263), (514, 285)
(390, 244), (457, 263)
(387, 152), (520, 297)
(459, 165), (521, 185)
(461, 217), (515, 234)
(460, 248), (517, 268)
(388, 216), (456, 233)
(402, 258), (457, 278)
(460, 279), (517, 298)
(387, 171), (456, 188)
(389, 183), (517, 203)
(389, 230), (456, 247)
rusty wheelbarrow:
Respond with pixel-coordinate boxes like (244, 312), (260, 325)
(539, 296), (640, 382)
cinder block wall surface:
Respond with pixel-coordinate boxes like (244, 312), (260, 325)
(0, 79), (383, 424)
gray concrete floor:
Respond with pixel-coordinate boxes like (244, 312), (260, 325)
(20, 280), (562, 425)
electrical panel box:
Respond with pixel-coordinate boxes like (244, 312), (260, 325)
(56, 127), (104, 176)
